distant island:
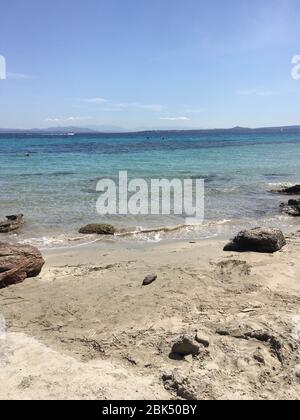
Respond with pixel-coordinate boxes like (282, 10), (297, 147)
(1, 125), (300, 135)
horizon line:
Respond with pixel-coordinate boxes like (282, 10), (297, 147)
(0, 124), (300, 135)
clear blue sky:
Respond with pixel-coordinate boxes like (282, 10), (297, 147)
(1, 0), (300, 130)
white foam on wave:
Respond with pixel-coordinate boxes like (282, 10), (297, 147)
(267, 181), (296, 188)
(15, 218), (236, 249)
(19, 234), (106, 251)
(146, 233), (162, 243)
(14, 211), (299, 250)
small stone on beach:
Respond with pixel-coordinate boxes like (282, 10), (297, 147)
(171, 335), (201, 357)
(142, 274), (157, 286)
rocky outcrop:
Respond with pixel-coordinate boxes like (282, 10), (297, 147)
(0, 214), (24, 233)
(79, 224), (116, 235)
(0, 242), (45, 288)
(272, 184), (300, 195)
(224, 227), (286, 253)
(280, 199), (300, 217)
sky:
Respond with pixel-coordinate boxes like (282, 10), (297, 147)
(0, 0), (300, 130)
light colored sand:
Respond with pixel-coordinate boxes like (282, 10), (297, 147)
(1, 234), (300, 400)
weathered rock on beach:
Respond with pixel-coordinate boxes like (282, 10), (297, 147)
(224, 227), (286, 253)
(280, 199), (300, 217)
(0, 242), (45, 288)
(272, 184), (300, 195)
(0, 214), (24, 233)
(79, 224), (116, 235)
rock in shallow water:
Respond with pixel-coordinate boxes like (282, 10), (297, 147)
(0, 214), (24, 233)
(0, 242), (45, 288)
(79, 224), (116, 235)
(223, 227), (286, 253)
(280, 199), (300, 217)
(272, 184), (300, 195)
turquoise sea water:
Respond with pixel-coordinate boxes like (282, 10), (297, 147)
(0, 132), (299, 247)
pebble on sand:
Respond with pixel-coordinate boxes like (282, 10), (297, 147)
(142, 274), (157, 286)
(171, 335), (202, 357)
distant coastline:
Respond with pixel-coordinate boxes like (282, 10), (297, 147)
(1, 124), (300, 135)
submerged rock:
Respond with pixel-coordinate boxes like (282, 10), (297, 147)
(0, 214), (24, 233)
(280, 199), (300, 217)
(0, 242), (45, 288)
(272, 184), (300, 194)
(79, 224), (116, 235)
(223, 227), (286, 253)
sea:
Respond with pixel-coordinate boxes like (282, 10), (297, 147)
(0, 131), (299, 248)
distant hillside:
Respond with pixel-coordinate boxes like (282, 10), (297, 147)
(0, 125), (125, 134)
(130, 125), (300, 135)
(1, 125), (300, 135)
(0, 126), (96, 134)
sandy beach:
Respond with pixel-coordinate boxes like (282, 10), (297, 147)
(2, 0), (300, 403)
(1, 233), (300, 400)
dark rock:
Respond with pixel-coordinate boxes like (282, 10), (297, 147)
(0, 214), (24, 233)
(79, 224), (116, 235)
(142, 274), (157, 286)
(0, 242), (45, 288)
(244, 330), (272, 342)
(223, 227), (286, 253)
(171, 335), (201, 357)
(272, 184), (300, 195)
(280, 199), (300, 217)
(161, 371), (173, 381)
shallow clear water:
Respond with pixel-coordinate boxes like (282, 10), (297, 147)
(0, 132), (299, 247)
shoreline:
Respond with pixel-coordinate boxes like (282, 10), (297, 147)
(2, 211), (299, 251)
(1, 233), (300, 399)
